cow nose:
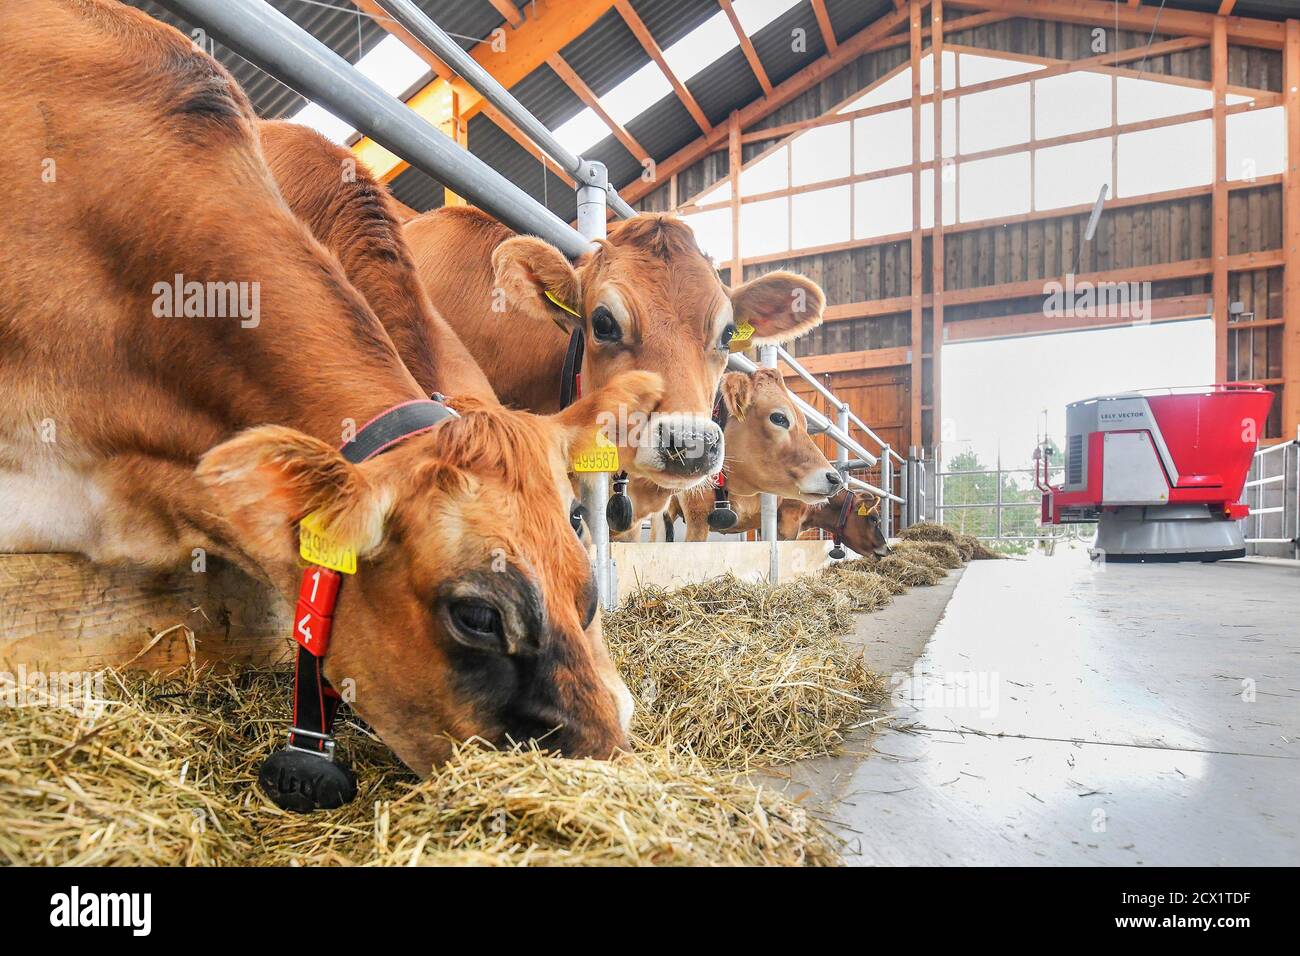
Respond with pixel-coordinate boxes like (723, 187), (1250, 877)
(647, 414), (723, 478)
(825, 470), (843, 488)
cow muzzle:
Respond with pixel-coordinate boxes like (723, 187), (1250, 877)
(796, 468), (844, 502)
(634, 413), (724, 485)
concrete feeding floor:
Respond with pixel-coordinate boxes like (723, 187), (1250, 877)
(773, 549), (1300, 866)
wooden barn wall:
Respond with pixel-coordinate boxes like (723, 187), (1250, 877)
(1228, 266), (1285, 437)
(635, 15), (1284, 215)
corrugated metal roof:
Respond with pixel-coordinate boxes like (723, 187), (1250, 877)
(390, 165), (446, 213)
(752, 1), (827, 90)
(558, 7), (646, 97)
(506, 63), (586, 131)
(627, 94), (701, 163)
(823, 0), (894, 45)
(126, 0), (391, 118)
(628, 0), (719, 50)
(467, 114), (578, 223)
(687, 46), (763, 127)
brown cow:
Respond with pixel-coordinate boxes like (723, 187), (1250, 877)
(0, 0), (662, 773)
(404, 206), (826, 522)
(666, 369), (842, 541)
(666, 487), (891, 557)
(257, 120), (495, 404)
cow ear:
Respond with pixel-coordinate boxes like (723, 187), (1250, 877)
(196, 425), (391, 568)
(720, 371), (754, 420)
(552, 370), (664, 455)
(731, 270), (825, 344)
(492, 236), (584, 331)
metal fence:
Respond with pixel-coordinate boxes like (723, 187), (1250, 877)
(935, 462), (1094, 543)
(1244, 437), (1299, 559)
(159, 0), (911, 605)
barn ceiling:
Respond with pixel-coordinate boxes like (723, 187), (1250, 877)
(123, 0), (1297, 224)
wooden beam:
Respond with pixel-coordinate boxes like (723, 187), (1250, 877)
(546, 52), (650, 163)
(810, 0), (838, 54)
(781, 347), (911, 375)
(618, 3), (913, 204)
(1284, 19), (1300, 439)
(613, 0), (712, 135)
(953, 0), (1283, 48)
(909, 0), (924, 451)
(718, 0), (774, 96)
(944, 294), (1210, 343)
(1213, 16), (1229, 383)
(932, 0), (944, 451)
(0, 554), (290, 673)
(1218, 1), (1238, 15)
(350, 0), (577, 191)
(488, 0), (523, 28)
(350, 0), (617, 182)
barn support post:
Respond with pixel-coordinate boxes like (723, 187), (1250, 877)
(760, 345), (780, 582)
(908, 0), (925, 455)
(576, 162), (616, 610)
(1284, 19), (1300, 441)
(1212, 16), (1229, 384)
(931, 0), (945, 459)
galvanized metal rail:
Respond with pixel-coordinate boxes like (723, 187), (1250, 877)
(161, 0), (912, 592)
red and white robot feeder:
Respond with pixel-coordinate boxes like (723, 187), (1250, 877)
(1035, 384), (1273, 562)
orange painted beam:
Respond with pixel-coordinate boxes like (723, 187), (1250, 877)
(810, 0), (838, 54)
(547, 52), (650, 163)
(351, 0), (617, 182)
(718, 0), (774, 96)
(613, 0), (712, 135)
(487, 0), (523, 28)
(1218, 1), (1238, 15)
(954, 0), (1283, 48)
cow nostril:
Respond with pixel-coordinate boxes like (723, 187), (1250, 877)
(826, 471), (842, 486)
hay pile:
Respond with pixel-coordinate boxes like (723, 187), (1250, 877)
(893, 540), (964, 570)
(605, 575), (885, 770)
(874, 552), (946, 587)
(820, 561), (900, 606)
(899, 522), (1001, 560)
(0, 667), (838, 866)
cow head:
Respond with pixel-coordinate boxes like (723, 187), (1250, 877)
(832, 489), (891, 558)
(717, 368), (841, 502)
(492, 215), (824, 491)
(197, 372), (663, 775)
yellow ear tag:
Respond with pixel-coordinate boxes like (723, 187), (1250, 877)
(544, 290), (582, 328)
(857, 503), (870, 517)
(728, 321), (755, 353)
(299, 512), (357, 575)
(571, 431), (620, 473)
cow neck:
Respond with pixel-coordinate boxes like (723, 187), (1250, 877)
(259, 395), (457, 814)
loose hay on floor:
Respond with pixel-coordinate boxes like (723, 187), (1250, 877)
(820, 562), (897, 609)
(0, 667), (839, 867)
(893, 540), (964, 570)
(900, 522), (1001, 560)
(875, 553), (946, 587)
(605, 575), (885, 770)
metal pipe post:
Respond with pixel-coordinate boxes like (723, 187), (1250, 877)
(881, 445), (893, 539)
(759, 345), (780, 582)
(573, 162), (615, 608)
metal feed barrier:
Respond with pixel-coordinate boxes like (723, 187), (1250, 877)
(157, 0), (910, 605)
(1243, 433), (1299, 559)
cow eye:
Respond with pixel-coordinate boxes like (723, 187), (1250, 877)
(591, 305), (620, 342)
(449, 599), (503, 645)
(769, 412), (790, 429)
(718, 323), (736, 351)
